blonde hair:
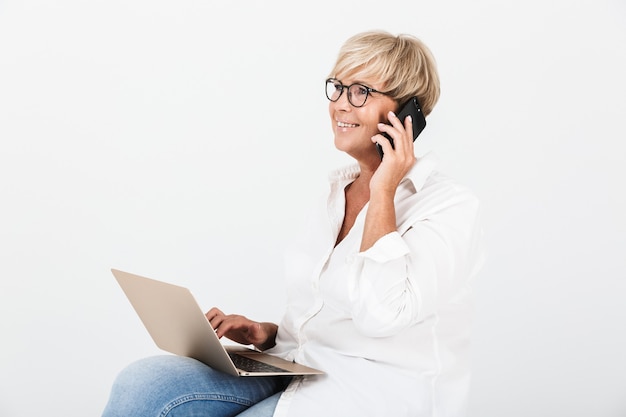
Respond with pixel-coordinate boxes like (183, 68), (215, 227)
(329, 30), (440, 116)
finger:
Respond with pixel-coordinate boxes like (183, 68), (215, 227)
(378, 111), (410, 146)
(401, 114), (415, 153)
(387, 110), (404, 130)
(210, 316), (227, 335)
(386, 114), (414, 160)
(372, 134), (393, 157)
(205, 307), (224, 322)
(404, 114), (414, 132)
(213, 315), (242, 338)
(214, 315), (250, 339)
(206, 309), (230, 334)
(378, 112), (402, 143)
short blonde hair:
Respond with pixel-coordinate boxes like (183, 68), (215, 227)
(329, 30), (440, 116)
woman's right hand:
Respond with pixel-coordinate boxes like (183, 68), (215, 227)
(205, 307), (278, 351)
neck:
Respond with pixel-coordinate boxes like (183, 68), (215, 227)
(355, 157), (379, 184)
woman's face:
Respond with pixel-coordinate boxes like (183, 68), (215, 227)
(328, 75), (397, 160)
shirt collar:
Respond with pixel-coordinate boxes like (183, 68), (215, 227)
(328, 151), (439, 193)
(403, 151), (439, 192)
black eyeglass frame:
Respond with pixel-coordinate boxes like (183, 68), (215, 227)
(325, 78), (391, 108)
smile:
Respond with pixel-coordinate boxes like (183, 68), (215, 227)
(337, 121), (358, 128)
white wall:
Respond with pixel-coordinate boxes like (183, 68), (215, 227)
(1, 0), (624, 416)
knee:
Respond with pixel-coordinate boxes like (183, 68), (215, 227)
(114, 355), (181, 388)
(102, 355), (200, 416)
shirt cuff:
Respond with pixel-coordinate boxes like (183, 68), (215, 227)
(356, 231), (410, 263)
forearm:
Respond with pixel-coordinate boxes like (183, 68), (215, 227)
(360, 190), (397, 252)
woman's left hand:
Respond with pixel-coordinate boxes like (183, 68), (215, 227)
(359, 111), (416, 251)
(370, 110), (416, 194)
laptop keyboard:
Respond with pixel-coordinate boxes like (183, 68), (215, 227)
(228, 352), (288, 373)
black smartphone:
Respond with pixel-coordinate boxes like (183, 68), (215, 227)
(376, 96), (427, 159)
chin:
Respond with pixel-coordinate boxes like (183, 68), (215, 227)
(333, 135), (348, 152)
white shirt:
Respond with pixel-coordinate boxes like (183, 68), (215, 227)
(267, 152), (485, 417)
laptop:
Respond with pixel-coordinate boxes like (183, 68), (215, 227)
(111, 268), (323, 377)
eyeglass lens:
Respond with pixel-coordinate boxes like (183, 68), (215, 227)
(325, 79), (370, 107)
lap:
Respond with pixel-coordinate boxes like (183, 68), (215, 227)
(102, 355), (290, 417)
(235, 392), (284, 417)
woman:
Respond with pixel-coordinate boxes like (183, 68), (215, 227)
(102, 30), (485, 417)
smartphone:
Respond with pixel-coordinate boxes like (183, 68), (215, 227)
(376, 96), (427, 159)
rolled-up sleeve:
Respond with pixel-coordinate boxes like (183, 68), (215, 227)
(347, 230), (436, 337)
(347, 190), (482, 338)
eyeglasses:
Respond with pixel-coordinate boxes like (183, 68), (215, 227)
(325, 78), (389, 108)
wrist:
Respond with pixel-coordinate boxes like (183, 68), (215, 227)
(369, 181), (398, 199)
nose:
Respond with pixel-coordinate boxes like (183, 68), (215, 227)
(333, 89), (352, 111)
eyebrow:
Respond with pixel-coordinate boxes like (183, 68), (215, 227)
(340, 79), (377, 89)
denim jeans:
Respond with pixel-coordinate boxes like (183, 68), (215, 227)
(101, 355), (291, 417)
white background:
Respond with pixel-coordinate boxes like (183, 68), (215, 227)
(1, 0), (625, 416)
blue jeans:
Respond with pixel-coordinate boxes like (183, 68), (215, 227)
(101, 355), (291, 417)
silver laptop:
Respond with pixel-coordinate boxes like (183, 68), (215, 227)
(111, 269), (323, 377)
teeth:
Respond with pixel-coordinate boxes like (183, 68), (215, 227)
(337, 121), (358, 128)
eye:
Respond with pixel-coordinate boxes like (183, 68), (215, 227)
(353, 85), (368, 97)
(326, 79), (346, 101)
